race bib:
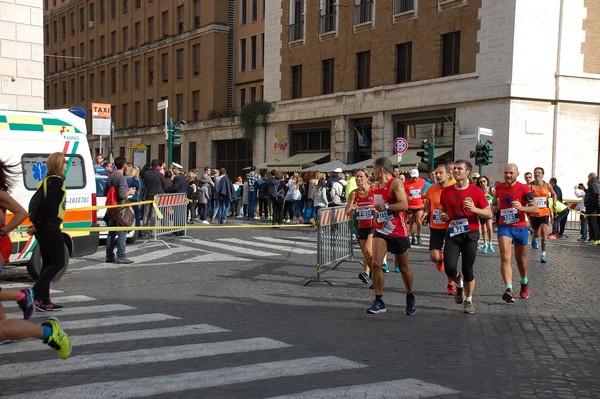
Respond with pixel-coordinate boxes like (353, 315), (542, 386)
(448, 218), (469, 237)
(535, 197), (547, 207)
(501, 207), (519, 224)
(356, 206), (373, 220)
(410, 189), (421, 198)
(432, 209), (443, 225)
(376, 210), (393, 223)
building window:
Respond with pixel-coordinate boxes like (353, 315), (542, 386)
(110, 67), (117, 94)
(188, 142), (197, 170)
(240, 88), (246, 108)
(121, 103), (128, 128)
(79, 76), (85, 100)
(147, 56), (154, 86)
(99, 70), (105, 96)
(291, 128), (331, 153)
(161, 52), (168, 82)
(147, 16), (154, 42)
(70, 12), (75, 35)
(100, 35), (105, 57)
(176, 93), (183, 121)
(121, 64), (129, 92)
(320, 0), (337, 33)
(61, 16), (66, 39)
(291, 65), (302, 99)
(89, 39), (95, 60)
(134, 60), (141, 89)
(158, 144), (165, 161)
(135, 0), (140, 9)
(122, 0), (128, 14)
(240, 0), (247, 25)
(393, 0), (414, 14)
(134, 101), (140, 127)
(134, 21), (140, 47)
(192, 44), (201, 76)
(354, 0), (373, 25)
(99, 0), (105, 23)
(177, 5), (184, 34)
(250, 86), (256, 102)
(70, 78), (75, 102)
(110, 30), (116, 53)
(260, 33), (264, 67)
(176, 48), (184, 79)
(194, 0), (201, 28)
(78, 8), (84, 32)
(356, 51), (370, 89)
(442, 31), (460, 77)
(146, 99), (154, 126)
(89, 73), (95, 98)
(251, 0), (258, 22)
(110, 0), (116, 19)
(89, 3), (95, 24)
(122, 26), (128, 51)
(240, 38), (247, 72)
(161, 11), (169, 37)
(289, 0), (304, 41)
(192, 90), (200, 120)
(250, 35), (257, 70)
(396, 42), (412, 83)
(70, 46), (75, 67)
(322, 58), (334, 94)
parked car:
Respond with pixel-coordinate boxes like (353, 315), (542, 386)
(95, 174), (138, 244)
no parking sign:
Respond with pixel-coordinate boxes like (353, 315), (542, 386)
(395, 137), (408, 154)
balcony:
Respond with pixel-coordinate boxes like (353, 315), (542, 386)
(320, 13), (337, 34)
(394, 0), (415, 14)
(289, 21), (304, 42)
(354, 2), (373, 25)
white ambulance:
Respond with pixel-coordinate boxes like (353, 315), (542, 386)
(0, 107), (99, 280)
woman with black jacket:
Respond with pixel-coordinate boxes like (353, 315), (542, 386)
(31, 152), (68, 312)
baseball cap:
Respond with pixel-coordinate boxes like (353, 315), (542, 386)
(472, 172), (480, 178)
(333, 167), (343, 173)
(171, 162), (183, 169)
(410, 169), (419, 178)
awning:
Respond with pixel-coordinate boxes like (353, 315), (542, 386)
(267, 152), (329, 172)
(301, 159), (348, 173)
(242, 162), (268, 171)
(389, 149), (419, 173)
(345, 158), (374, 170)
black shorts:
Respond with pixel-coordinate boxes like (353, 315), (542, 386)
(429, 227), (446, 251)
(406, 208), (424, 215)
(478, 216), (491, 224)
(530, 216), (549, 229)
(357, 227), (374, 240)
(373, 232), (410, 255)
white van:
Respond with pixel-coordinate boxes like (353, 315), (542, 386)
(0, 107), (99, 280)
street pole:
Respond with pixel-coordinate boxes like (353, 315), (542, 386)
(167, 117), (173, 167)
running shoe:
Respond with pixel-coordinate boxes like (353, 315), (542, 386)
(417, 235), (422, 245)
(382, 263), (389, 273)
(482, 244), (489, 253)
(17, 288), (34, 320)
(410, 236), (416, 246)
(556, 234), (563, 239)
(366, 298), (386, 314)
(35, 300), (63, 312)
(548, 234), (557, 240)
(405, 294), (416, 316)
(531, 238), (538, 249)
(454, 286), (464, 304)
(519, 283), (530, 299)
(488, 244), (495, 253)
(436, 252), (445, 272)
(540, 254), (548, 264)
(358, 272), (370, 284)
(502, 289), (515, 303)
(42, 317), (72, 360)
(447, 282), (456, 295)
(394, 265), (400, 273)
(463, 300), (475, 314)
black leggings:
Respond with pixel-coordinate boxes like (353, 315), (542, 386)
(32, 223), (65, 304)
(444, 231), (479, 282)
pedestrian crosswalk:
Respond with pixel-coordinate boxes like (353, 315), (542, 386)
(0, 294), (458, 398)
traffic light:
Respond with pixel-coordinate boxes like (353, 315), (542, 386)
(483, 141), (493, 165)
(166, 117), (185, 167)
(171, 124), (182, 148)
(473, 141), (486, 166)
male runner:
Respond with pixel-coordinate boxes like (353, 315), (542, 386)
(367, 157), (415, 316)
(439, 160), (492, 314)
(405, 169), (426, 245)
(492, 163), (538, 302)
(529, 167), (557, 263)
(422, 164), (456, 295)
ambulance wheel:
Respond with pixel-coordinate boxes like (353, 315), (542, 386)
(26, 244), (69, 281)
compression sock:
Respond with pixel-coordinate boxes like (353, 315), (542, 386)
(521, 277), (528, 285)
(505, 284), (513, 291)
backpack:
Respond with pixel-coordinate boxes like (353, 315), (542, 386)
(28, 178), (49, 223)
(275, 181), (287, 202)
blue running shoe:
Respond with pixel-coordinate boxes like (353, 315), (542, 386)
(489, 244), (495, 253)
(531, 238), (538, 249)
(482, 244), (488, 254)
(382, 263), (389, 273)
(394, 264), (400, 273)
(540, 254), (548, 263)
(367, 298), (386, 314)
(405, 294), (416, 316)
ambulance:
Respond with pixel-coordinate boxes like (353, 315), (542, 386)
(0, 107), (99, 280)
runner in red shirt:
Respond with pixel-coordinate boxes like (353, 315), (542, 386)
(439, 160), (492, 314)
(405, 169), (426, 245)
(366, 157), (415, 316)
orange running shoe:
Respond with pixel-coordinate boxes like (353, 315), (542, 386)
(436, 252), (445, 272)
(447, 281), (456, 295)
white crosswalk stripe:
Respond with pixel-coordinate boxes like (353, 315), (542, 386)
(0, 293), (458, 398)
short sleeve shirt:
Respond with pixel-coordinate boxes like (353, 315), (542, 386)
(494, 181), (532, 227)
(405, 178), (426, 209)
(440, 184), (489, 233)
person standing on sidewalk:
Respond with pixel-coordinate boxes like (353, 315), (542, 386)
(585, 173), (600, 245)
(422, 164), (457, 296)
(30, 152), (70, 311)
(492, 163), (538, 303)
(529, 167), (557, 263)
(439, 160), (492, 314)
(367, 157), (415, 316)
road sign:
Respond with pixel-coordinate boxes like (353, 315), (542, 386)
(394, 137), (408, 154)
(157, 100), (168, 111)
(478, 127), (494, 137)
(459, 134), (477, 142)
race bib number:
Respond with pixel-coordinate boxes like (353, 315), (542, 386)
(535, 197), (547, 207)
(432, 209), (443, 225)
(501, 207), (519, 224)
(448, 218), (469, 237)
(356, 206), (373, 220)
(410, 189), (421, 198)
(376, 210), (393, 223)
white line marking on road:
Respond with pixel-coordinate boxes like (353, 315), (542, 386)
(265, 378), (459, 398)
(1, 324), (229, 354)
(0, 337), (291, 381)
(58, 313), (180, 329)
(3, 356), (366, 399)
(5, 304), (135, 319)
(187, 239), (280, 257)
(254, 236), (317, 248)
(1, 294), (96, 309)
(219, 238), (317, 254)
(73, 245), (192, 270)
(151, 251), (251, 265)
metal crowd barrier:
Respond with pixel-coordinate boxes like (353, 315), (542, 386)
(145, 193), (194, 249)
(303, 206), (356, 286)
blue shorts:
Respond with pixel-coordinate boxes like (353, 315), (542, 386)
(497, 225), (528, 246)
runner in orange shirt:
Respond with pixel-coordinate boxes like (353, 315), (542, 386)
(405, 169), (426, 245)
(529, 167), (557, 264)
